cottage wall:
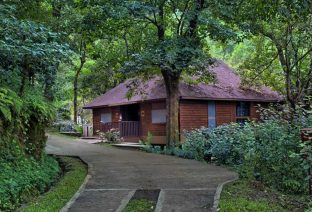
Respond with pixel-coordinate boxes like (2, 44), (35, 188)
(140, 101), (166, 144)
(179, 100), (262, 135)
(92, 106), (120, 133)
(179, 100), (208, 131)
(91, 100), (262, 144)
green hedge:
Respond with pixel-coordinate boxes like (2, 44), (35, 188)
(0, 155), (60, 211)
(144, 116), (312, 194)
(182, 121), (307, 194)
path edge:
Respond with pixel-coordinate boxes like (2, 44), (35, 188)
(211, 175), (238, 212)
(60, 156), (93, 212)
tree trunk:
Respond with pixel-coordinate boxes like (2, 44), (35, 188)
(73, 39), (86, 124)
(73, 61), (84, 124)
(162, 71), (180, 147)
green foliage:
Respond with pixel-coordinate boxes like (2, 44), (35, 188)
(21, 156), (87, 212)
(0, 4), (70, 98)
(182, 120), (309, 194)
(217, 0), (312, 107)
(0, 88), (22, 122)
(0, 155), (60, 211)
(0, 88), (59, 210)
(51, 120), (76, 132)
(143, 106), (312, 194)
(219, 180), (310, 211)
(182, 128), (212, 161)
(108, 0), (237, 78)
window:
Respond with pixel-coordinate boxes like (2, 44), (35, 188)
(236, 102), (250, 117)
(100, 113), (112, 123)
(236, 102), (250, 124)
(208, 101), (216, 128)
(151, 109), (166, 124)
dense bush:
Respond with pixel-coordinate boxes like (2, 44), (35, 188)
(181, 119), (310, 194)
(0, 88), (54, 159)
(0, 154), (60, 211)
(143, 108), (312, 194)
(0, 88), (61, 210)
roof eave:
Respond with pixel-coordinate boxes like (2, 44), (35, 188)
(83, 98), (167, 109)
(180, 96), (282, 102)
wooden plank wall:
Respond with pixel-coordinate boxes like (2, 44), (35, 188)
(92, 100), (262, 142)
(180, 100), (262, 132)
(92, 106), (120, 133)
(179, 100), (208, 132)
(216, 101), (236, 125)
(140, 101), (166, 137)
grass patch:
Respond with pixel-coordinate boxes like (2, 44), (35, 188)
(219, 179), (310, 212)
(123, 199), (155, 212)
(20, 156), (87, 212)
(47, 131), (79, 141)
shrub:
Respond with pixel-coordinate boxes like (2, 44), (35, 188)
(183, 120), (307, 194)
(51, 120), (76, 132)
(97, 128), (123, 144)
(0, 154), (60, 211)
(182, 128), (211, 161)
(0, 88), (61, 210)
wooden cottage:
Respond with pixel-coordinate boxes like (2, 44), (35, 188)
(84, 61), (281, 144)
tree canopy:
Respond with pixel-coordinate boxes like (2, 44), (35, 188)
(0, 0), (311, 145)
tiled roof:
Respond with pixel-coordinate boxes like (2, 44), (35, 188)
(84, 61), (281, 108)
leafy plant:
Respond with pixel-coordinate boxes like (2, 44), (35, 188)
(96, 128), (123, 144)
(0, 155), (60, 211)
(182, 120), (308, 194)
(0, 88), (22, 122)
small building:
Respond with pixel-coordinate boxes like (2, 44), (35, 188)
(84, 61), (281, 144)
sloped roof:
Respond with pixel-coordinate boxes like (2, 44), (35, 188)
(84, 61), (281, 109)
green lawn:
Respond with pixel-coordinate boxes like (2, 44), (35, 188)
(21, 157), (87, 212)
(123, 199), (155, 212)
(219, 179), (310, 212)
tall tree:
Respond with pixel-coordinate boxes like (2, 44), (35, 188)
(54, 1), (103, 123)
(225, 0), (312, 110)
(104, 0), (236, 146)
(0, 4), (69, 99)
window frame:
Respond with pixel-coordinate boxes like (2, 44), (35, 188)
(151, 109), (167, 124)
(236, 101), (251, 117)
(208, 101), (216, 128)
(100, 112), (112, 124)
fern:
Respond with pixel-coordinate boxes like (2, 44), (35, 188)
(0, 88), (22, 122)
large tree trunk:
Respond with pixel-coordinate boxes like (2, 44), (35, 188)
(162, 71), (180, 147)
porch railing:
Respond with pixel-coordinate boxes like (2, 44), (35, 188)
(100, 121), (140, 137)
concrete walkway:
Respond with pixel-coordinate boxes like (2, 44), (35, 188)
(46, 134), (237, 212)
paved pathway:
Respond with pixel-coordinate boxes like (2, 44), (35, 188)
(46, 134), (237, 212)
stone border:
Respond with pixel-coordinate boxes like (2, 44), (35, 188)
(60, 156), (93, 212)
(211, 175), (239, 212)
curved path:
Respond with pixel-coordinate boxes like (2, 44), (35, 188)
(46, 134), (237, 212)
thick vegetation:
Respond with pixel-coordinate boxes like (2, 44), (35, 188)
(219, 180), (310, 211)
(0, 88), (61, 210)
(0, 4), (68, 211)
(21, 157), (87, 212)
(0, 0), (311, 211)
(144, 106), (312, 195)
